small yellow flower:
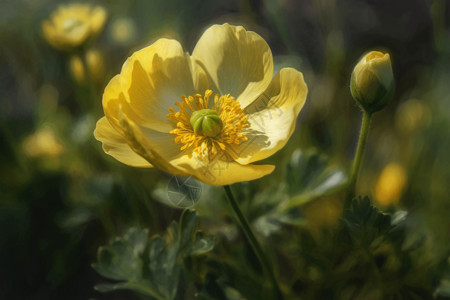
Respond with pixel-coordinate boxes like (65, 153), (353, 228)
(69, 54), (85, 83)
(350, 50), (394, 113)
(94, 24), (308, 185)
(375, 162), (407, 206)
(22, 127), (64, 158)
(110, 17), (137, 45)
(42, 3), (107, 51)
(69, 49), (106, 84)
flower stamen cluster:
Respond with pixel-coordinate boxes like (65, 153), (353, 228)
(167, 90), (249, 160)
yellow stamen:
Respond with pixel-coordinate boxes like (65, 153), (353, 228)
(167, 89), (249, 160)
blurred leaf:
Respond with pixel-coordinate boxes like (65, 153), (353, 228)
(436, 279), (450, 297)
(152, 176), (202, 209)
(189, 231), (215, 256)
(93, 209), (214, 299)
(252, 149), (345, 236)
(285, 149), (347, 208)
(435, 257), (450, 298)
(253, 201), (306, 237)
(147, 233), (180, 299)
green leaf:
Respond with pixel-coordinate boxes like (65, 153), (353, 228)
(285, 149), (347, 208)
(435, 257), (450, 297)
(342, 196), (396, 248)
(93, 209), (214, 299)
(148, 233), (180, 300)
(436, 279), (450, 297)
(180, 209), (197, 247)
(92, 228), (148, 282)
(251, 149), (345, 236)
(190, 231), (215, 255)
(254, 206), (306, 237)
(250, 184), (306, 236)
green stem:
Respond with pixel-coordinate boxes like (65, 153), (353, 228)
(346, 111), (372, 208)
(223, 185), (283, 299)
(80, 52), (101, 116)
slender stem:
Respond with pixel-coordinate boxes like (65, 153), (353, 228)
(223, 185), (283, 299)
(346, 111), (372, 208)
(80, 52), (101, 116)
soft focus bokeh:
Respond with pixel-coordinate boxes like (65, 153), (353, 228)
(1, 0), (449, 299)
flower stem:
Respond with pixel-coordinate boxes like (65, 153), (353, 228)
(346, 111), (372, 208)
(223, 185), (283, 299)
(79, 50), (100, 116)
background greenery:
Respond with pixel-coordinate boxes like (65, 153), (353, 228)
(1, 0), (449, 299)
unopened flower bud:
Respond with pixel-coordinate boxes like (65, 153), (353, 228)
(69, 55), (86, 84)
(86, 48), (106, 83)
(350, 51), (394, 113)
(190, 109), (223, 137)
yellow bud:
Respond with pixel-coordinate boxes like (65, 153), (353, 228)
(350, 51), (394, 113)
(86, 48), (106, 83)
(69, 55), (86, 84)
(375, 162), (407, 206)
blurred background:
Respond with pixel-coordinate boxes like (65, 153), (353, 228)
(0, 0), (449, 299)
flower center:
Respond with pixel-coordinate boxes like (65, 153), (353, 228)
(190, 109), (223, 137)
(167, 90), (249, 160)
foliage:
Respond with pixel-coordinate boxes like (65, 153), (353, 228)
(92, 210), (214, 299)
(1, 0), (449, 299)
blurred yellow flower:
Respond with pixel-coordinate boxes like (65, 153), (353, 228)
(395, 99), (430, 134)
(86, 48), (106, 82)
(375, 162), (407, 206)
(42, 3), (107, 51)
(69, 54), (85, 83)
(110, 17), (137, 45)
(94, 23), (308, 185)
(69, 49), (106, 84)
(22, 127), (64, 158)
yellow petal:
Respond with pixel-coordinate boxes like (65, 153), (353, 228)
(89, 6), (107, 36)
(192, 23), (273, 108)
(94, 117), (152, 167)
(230, 68), (307, 164)
(117, 111), (190, 176)
(119, 39), (201, 132)
(177, 157), (275, 186)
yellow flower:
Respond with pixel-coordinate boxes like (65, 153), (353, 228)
(110, 17), (137, 45)
(42, 3), (107, 51)
(375, 162), (407, 206)
(22, 127), (64, 158)
(69, 49), (106, 84)
(350, 50), (394, 113)
(94, 24), (308, 185)
(69, 54), (85, 83)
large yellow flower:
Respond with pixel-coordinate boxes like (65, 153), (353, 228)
(94, 24), (308, 185)
(42, 3), (107, 51)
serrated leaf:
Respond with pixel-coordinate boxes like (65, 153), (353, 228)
(148, 234), (180, 300)
(93, 210), (214, 299)
(92, 228), (148, 282)
(342, 196), (396, 248)
(285, 149), (347, 208)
